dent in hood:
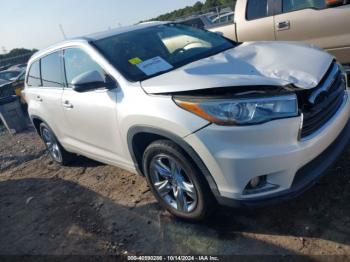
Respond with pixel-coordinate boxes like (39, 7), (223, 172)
(141, 41), (334, 94)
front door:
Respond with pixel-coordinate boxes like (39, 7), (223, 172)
(61, 47), (123, 163)
(274, 0), (350, 63)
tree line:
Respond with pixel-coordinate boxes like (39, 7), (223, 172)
(149, 0), (236, 21)
(0, 48), (37, 61)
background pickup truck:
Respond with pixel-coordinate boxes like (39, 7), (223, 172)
(208, 0), (350, 71)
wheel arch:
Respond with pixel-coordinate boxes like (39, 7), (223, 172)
(30, 115), (45, 135)
(30, 115), (58, 140)
(127, 126), (220, 198)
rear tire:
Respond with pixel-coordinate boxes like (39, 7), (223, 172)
(39, 123), (76, 165)
(143, 140), (216, 221)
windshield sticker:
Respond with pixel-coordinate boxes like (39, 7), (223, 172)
(128, 57), (142, 65)
(136, 56), (173, 76)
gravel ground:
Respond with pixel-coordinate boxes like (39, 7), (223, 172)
(0, 126), (349, 256)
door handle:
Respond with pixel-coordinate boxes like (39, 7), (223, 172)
(36, 95), (43, 102)
(276, 20), (290, 30)
(63, 100), (74, 109)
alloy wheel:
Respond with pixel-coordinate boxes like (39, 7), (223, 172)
(42, 128), (62, 163)
(149, 154), (198, 213)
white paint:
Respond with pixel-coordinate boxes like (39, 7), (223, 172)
(142, 41), (334, 93)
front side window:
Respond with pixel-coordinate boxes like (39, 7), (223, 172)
(27, 60), (42, 87)
(41, 52), (64, 87)
(246, 0), (268, 20)
(282, 0), (327, 13)
(63, 48), (106, 87)
(93, 23), (235, 82)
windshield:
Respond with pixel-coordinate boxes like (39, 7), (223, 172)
(93, 23), (235, 82)
(0, 71), (21, 80)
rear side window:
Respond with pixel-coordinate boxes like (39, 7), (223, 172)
(247, 0), (268, 20)
(41, 52), (64, 88)
(27, 60), (42, 87)
(283, 0), (326, 13)
(63, 48), (106, 86)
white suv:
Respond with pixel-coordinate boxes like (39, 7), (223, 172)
(24, 22), (350, 220)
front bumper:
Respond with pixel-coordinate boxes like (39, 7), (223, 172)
(218, 117), (350, 207)
(185, 90), (350, 207)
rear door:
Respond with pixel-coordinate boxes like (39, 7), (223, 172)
(61, 47), (123, 163)
(25, 52), (66, 138)
(235, 0), (276, 42)
(274, 0), (350, 64)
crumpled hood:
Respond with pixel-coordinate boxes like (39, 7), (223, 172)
(141, 41), (334, 94)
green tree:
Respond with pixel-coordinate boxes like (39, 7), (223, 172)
(0, 48), (37, 60)
(147, 0), (236, 22)
(204, 0), (222, 9)
(193, 1), (204, 11)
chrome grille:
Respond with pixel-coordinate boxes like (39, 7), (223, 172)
(301, 63), (346, 138)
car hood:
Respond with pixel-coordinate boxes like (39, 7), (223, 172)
(141, 41), (334, 94)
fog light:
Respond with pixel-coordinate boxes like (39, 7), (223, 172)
(247, 175), (266, 189)
(243, 175), (279, 195)
(249, 177), (261, 188)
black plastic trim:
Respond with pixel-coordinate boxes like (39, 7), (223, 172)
(29, 115), (46, 134)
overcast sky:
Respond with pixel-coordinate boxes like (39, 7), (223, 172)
(0, 0), (203, 53)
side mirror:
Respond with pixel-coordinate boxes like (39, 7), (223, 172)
(72, 70), (114, 92)
(325, 0), (344, 7)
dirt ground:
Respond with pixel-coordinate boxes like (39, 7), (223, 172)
(0, 125), (349, 257)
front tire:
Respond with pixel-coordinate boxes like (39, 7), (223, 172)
(143, 140), (215, 221)
(40, 123), (75, 165)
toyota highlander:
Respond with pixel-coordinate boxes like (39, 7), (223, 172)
(24, 22), (350, 220)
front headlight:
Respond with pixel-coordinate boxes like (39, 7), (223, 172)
(174, 94), (298, 125)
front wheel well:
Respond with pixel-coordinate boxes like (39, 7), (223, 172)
(32, 118), (43, 135)
(127, 127), (220, 199)
(131, 132), (166, 174)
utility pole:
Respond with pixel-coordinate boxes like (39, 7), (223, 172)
(59, 24), (67, 40)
